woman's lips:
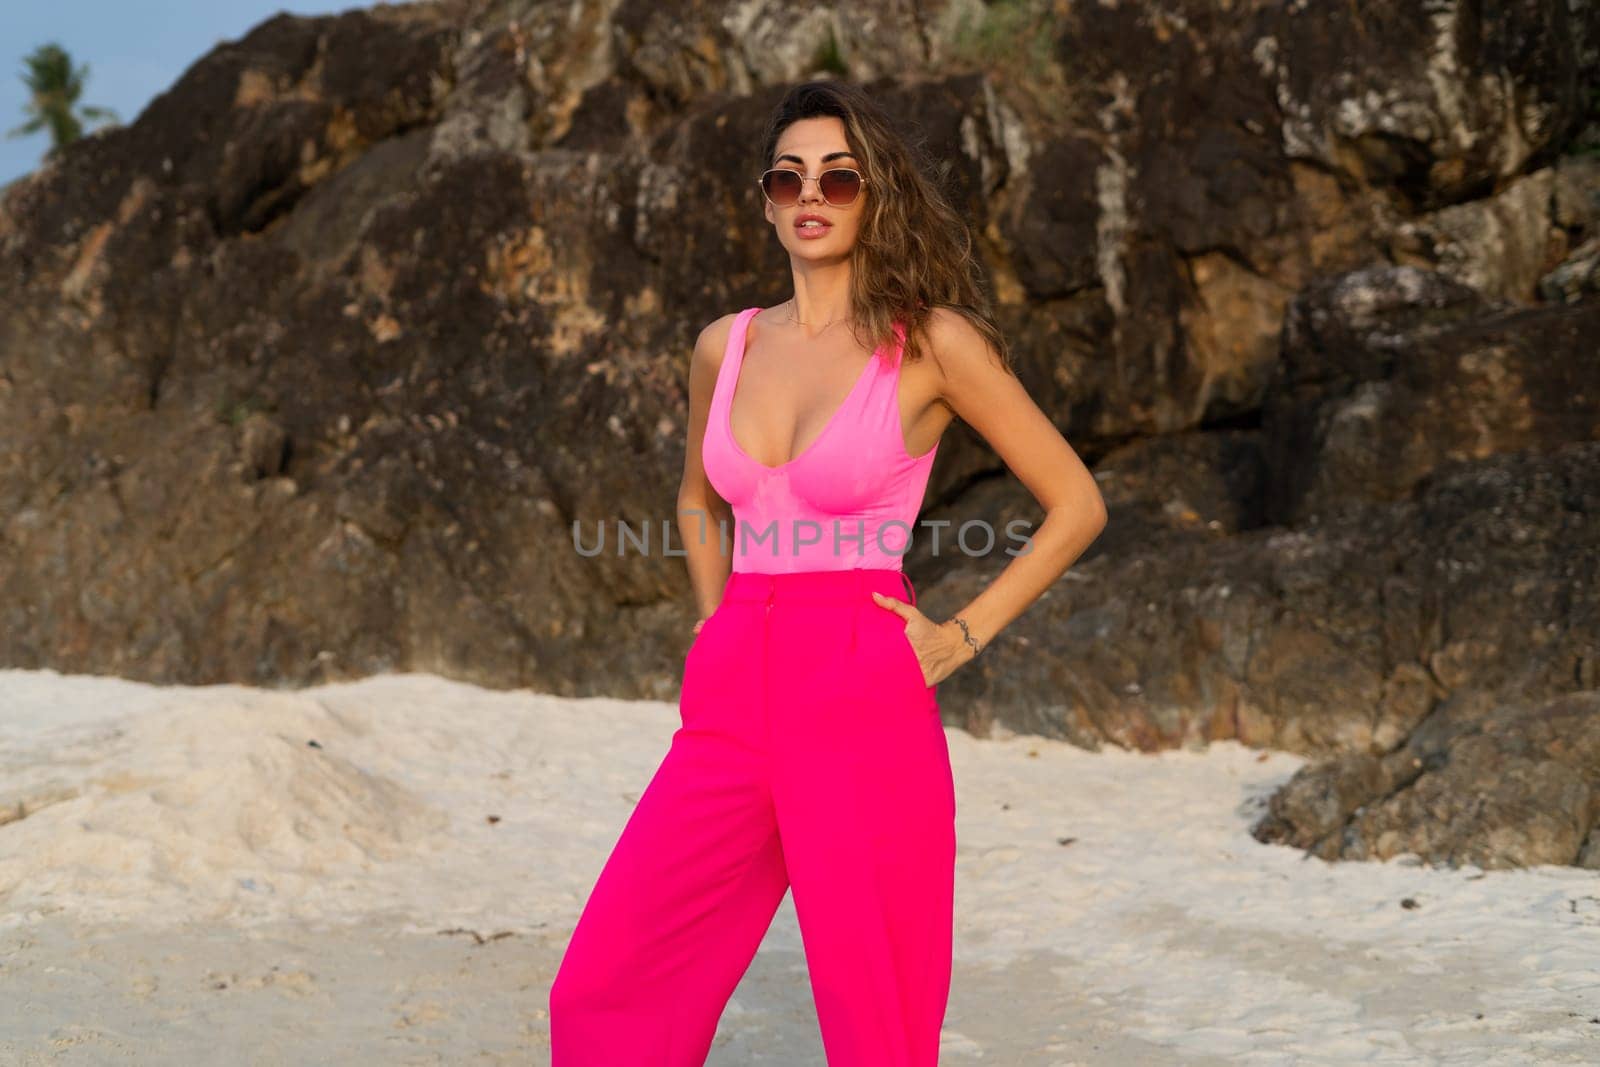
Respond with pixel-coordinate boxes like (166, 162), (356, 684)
(795, 220), (832, 239)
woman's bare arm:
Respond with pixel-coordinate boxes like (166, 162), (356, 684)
(677, 314), (739, 625)
(882, 307), (1108, 680)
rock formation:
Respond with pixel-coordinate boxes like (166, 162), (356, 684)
(2, 0), (1596, 867)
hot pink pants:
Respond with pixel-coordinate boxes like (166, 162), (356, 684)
(548, 567), (957, 1065)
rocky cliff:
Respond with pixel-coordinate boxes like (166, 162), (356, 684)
(2, 0), (1597, 868)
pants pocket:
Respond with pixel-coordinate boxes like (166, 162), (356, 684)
(681, 605), (725, 722)
(885, 613), (935, 707)
(686, 603), (723, 663)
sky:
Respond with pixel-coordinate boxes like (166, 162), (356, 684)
(1, 2), (366, 187)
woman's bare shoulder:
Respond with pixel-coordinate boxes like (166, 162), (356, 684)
(690, 311), (742, 378)
(697, 310), (743, 353)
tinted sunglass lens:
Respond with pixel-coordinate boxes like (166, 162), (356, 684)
(819, 169), (861, 204)
(764, 170), (802, 205)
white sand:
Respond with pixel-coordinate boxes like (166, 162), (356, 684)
(1, 668), (1596, 1064)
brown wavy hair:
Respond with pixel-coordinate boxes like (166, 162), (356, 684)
(755, 80), (1013, 379)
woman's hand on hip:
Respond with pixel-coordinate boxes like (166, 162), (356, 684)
(870, 590), (974, 687)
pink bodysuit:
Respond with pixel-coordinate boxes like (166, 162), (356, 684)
(700, 305), (939, 573)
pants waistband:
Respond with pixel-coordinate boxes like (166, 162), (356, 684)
(722, 567), (917, 606)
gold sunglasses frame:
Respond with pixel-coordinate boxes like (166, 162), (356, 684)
(756, 167), (869, 208)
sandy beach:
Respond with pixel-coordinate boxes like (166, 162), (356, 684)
(1, 668), (1597, 1064)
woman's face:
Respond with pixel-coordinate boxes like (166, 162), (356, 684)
(762, 116), (866, 261)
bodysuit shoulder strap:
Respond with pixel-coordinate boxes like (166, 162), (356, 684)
(711, 307), (762, 411)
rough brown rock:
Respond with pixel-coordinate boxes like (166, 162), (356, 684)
(2, 0), (1598, 866)
(1254, 691), (1600, 869)
(1262, 264), (1600, 525)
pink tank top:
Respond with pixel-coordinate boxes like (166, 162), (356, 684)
(701, 306), (939, 573)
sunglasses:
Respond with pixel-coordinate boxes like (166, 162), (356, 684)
(757, 167), (868, 208)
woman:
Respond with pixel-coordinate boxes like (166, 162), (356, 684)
(549, 81), (1108, 1065)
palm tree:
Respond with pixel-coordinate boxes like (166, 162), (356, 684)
(6, 42), (120, 158)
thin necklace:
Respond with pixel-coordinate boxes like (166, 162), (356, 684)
(785, 300), (852, 330)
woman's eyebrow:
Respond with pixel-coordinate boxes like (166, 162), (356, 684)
(774, 150), (858, 166)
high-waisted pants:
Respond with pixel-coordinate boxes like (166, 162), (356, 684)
(548, 567), (957, 1065)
